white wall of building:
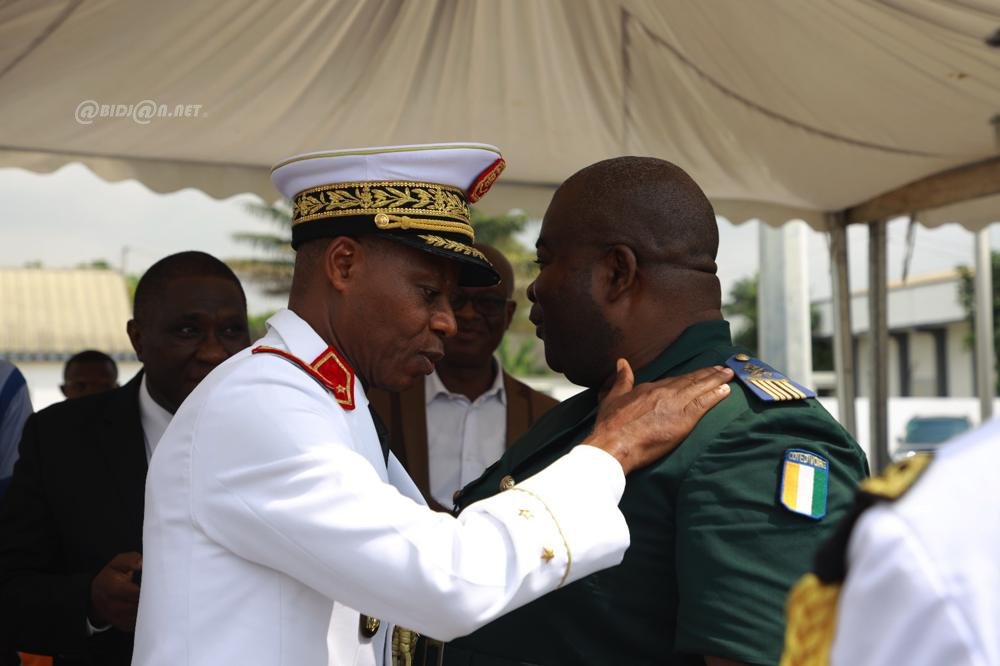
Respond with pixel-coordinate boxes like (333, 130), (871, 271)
(813, 271), (977, 399)
(909, 331), (937, 397)
(946, 321), (975, 396)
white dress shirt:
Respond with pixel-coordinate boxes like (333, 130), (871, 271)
(425, 363), (506, 507)
(832, 419), (1000, 666)
(133, 308), (630, 666)
(138, 374), (172, 462)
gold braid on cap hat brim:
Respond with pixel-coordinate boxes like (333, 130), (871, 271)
(292, 180), (474, 240)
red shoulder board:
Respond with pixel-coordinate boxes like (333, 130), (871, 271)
(251, 345), (356, 410)
(466, 157), (506, 203)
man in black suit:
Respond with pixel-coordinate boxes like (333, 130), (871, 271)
(0, 251), (250, 666)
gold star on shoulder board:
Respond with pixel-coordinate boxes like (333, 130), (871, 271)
(541, 547), (555, 562)
(518, 508), (533, 519)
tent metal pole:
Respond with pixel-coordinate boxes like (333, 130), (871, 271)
(868, 220), (890, 472)
(827, 214), (856, 436)
(758, 221), (813, 386)
(974, 226), (995, 422)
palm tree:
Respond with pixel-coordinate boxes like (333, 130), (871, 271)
(228, 199), (295, 296)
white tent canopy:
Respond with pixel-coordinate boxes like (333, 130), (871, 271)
(1, 0), (998, 228)
(2, 0), (1000, 468)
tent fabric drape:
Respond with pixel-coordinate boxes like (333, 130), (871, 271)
(0, 0), (998, 227)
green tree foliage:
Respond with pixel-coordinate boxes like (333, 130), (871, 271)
(724, 276), (758, 351)
(957, 251), (1000, 392)
(125, 274), (140, 307)
(228, 199), (295, 296)
(247, 311), (275, 342)
(470, 209), (549, 375)
(76, 259), (112, 269)
(722, 273), (833, 371)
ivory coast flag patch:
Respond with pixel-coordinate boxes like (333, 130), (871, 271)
(780, 449), (829, 520)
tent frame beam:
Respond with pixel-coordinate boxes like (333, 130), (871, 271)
(844, 156), (1000, 225)
(829, 158), (999, 469)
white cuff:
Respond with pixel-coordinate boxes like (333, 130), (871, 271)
(482, 445), (630, 589)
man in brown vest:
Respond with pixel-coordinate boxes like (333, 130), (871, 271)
(370, 244), (557, 511)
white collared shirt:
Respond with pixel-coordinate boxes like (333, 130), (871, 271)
(425, 361), (506, 507)
(138, 373), (173, 462)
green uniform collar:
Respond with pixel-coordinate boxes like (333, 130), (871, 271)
(458, 319), (736, 497)
(632, 318), (733, 384)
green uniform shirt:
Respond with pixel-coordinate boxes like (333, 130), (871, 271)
(445, 320), (868, 666)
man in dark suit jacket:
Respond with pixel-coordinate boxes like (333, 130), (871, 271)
(370, 244), (558, 511)
(0, 251), (250, 666)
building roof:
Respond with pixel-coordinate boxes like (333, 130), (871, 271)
(0, 268), (135, 360)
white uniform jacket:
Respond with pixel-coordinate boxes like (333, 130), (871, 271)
(832, 418), (1000, 666)
(132, 309), (629, 666)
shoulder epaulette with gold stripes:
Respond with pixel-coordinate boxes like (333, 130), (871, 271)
(725, 353), (816, 402)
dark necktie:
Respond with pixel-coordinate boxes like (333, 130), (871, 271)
(368, 404), (390, 466)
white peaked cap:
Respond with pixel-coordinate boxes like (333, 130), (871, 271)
(270, 143), (506, 286)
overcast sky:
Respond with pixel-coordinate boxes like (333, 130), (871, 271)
(1, 163), (997, 314)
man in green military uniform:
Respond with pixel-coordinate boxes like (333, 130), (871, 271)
(439, 157), (869, 665)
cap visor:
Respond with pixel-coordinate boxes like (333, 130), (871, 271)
(384, 234), (500, 287)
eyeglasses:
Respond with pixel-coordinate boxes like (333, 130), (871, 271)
(450, 291), (509, 317)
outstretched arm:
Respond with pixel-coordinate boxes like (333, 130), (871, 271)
(180, 359), (732, 640)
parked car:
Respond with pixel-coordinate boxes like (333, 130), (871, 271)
(893, 415), (972, 461)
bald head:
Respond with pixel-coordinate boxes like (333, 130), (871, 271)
(556, 156), (719, 276)
(530, 156), (724, 386)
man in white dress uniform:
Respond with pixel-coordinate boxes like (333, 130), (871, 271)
(132, 143), (734, 666)
(782, 419), (1000, 666)
(828, 418), (1000, 666)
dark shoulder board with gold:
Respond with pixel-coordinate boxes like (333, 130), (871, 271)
(725, 353), (816, 402)
(779, 454), (933, 665)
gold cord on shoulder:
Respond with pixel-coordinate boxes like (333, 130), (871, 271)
(780, 573), (841, 666)
(860, 453), (932, 500)
(391, 626), (420, 666)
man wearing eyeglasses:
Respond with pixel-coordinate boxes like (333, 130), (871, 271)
(369, 243), (558, 511)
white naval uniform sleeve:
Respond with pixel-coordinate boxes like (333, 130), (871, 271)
(189, 364), (629, 641)
(831, 505), (985, 666)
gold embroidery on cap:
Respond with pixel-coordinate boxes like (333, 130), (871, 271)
(292, 180), (470, 228)
(417, 235), (489, 262)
